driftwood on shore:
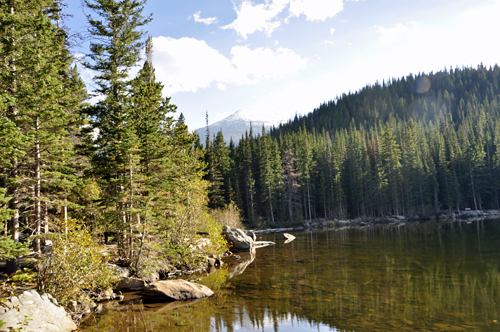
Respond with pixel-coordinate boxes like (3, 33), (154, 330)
(253, 227), (304, 235)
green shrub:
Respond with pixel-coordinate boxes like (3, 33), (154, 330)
(37, 219), (119, 306)
(10, 268), (37, 283)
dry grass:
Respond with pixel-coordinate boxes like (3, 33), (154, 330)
(210, 202), (245, 229)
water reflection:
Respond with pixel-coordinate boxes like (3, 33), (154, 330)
(80, 220), (500, 331)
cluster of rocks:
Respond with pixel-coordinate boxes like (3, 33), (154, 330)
(298, 210), (500, 231)
(223, 225), (276, 252)
(432, 210), (500, 221)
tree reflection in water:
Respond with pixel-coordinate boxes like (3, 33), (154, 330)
(80, 220), (500, 331)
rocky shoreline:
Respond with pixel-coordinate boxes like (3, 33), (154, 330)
(297, 209), (500, 230)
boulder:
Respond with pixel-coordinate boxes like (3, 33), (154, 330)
(223, 225), (254, 252)
(115, 277), (146, 292)
(106, 264), (130, 278)
(189, 238), (211, 253)
(142, 280), (214, 301)
(243, 230), (257, 241)
(207, 257), (216, 267)
(0, 290), (76, 332)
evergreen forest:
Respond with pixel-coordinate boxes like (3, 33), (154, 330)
(202, 65), (500, 225)
(2, 0), (500, 307)
(0, 0), (226, 286)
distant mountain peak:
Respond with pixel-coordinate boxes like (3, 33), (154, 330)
(195, 110), (286, 145)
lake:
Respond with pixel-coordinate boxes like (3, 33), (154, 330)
(80, 219), (500, 331)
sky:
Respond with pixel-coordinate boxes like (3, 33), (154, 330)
(66, 0), (500, 131)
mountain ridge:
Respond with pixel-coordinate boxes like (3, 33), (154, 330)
(195, 110), (286, 144)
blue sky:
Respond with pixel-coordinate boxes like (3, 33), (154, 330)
(66, 0), (500, 131)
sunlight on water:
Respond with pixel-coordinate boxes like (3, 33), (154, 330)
(80, 220), (500, 331)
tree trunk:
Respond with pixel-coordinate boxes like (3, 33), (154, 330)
(469, 161), (478, 210)
(307, 178), (312, 220)
(5, 191), (19, 275)
(34, 117), (41, 255)
(268, 182), (274, 224)
(129, 155), (134, 259)
(43, 201), (48, 234)
(5, 0), (18, 275)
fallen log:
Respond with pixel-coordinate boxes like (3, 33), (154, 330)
(253, 227), (303, 235)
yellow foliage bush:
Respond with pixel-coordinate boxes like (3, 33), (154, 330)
(210, 201), (245, 229)
(37, 219), (119, 306)
(159, 177), (227, 267)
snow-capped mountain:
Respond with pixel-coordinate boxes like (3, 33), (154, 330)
(194, 110), (287, 145)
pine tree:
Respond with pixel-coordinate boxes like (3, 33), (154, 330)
(82, 0), (151, 257)
(0, 99), (29, 261)
(380, 121), (402, 215)
(0, 0), (86, 266)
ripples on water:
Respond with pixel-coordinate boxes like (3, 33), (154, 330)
(80, 220), (500, 331)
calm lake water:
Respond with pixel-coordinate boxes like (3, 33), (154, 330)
(80, 220), (500, 331)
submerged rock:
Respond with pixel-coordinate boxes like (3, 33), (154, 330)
(254, 241), (275, 248)
(115, 277), (146, 292)
(142, 280), (214, 301)
(0, 290), (76, 332)
(223, 225), (255, 252)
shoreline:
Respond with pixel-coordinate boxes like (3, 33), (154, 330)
(249, 209), (500, 233)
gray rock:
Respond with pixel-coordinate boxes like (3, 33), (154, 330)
(243, 230), (256, 242)
(114, 277), (146, 292)
(106, 264), (130, 278)
(142, 279), (214, 301)
(141, 272), (160, 284)
(223, 225), (255, 252)
(207, 257), (216, 267)
(189, 238), (211, 253)
(0, 290), (76, 332)
(396, 215), (405, 220)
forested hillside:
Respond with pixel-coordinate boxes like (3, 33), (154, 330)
(202, 65), (500, 225)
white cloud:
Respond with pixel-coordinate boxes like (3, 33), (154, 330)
(223, 0), (345, 38)
(192, 11), (218, 25)
(288, 0), (344, 21)
(324, 40), (334, 45)
(231, 46), (308, 84)
(152, 36), (308, 94)
(152, 37), (234, 94)
(330, 27), (336, 35)
(377, 23), (416, 46)
(221, 0), (288, 39)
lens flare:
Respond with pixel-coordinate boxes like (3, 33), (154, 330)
(414, 76), (431, 94)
